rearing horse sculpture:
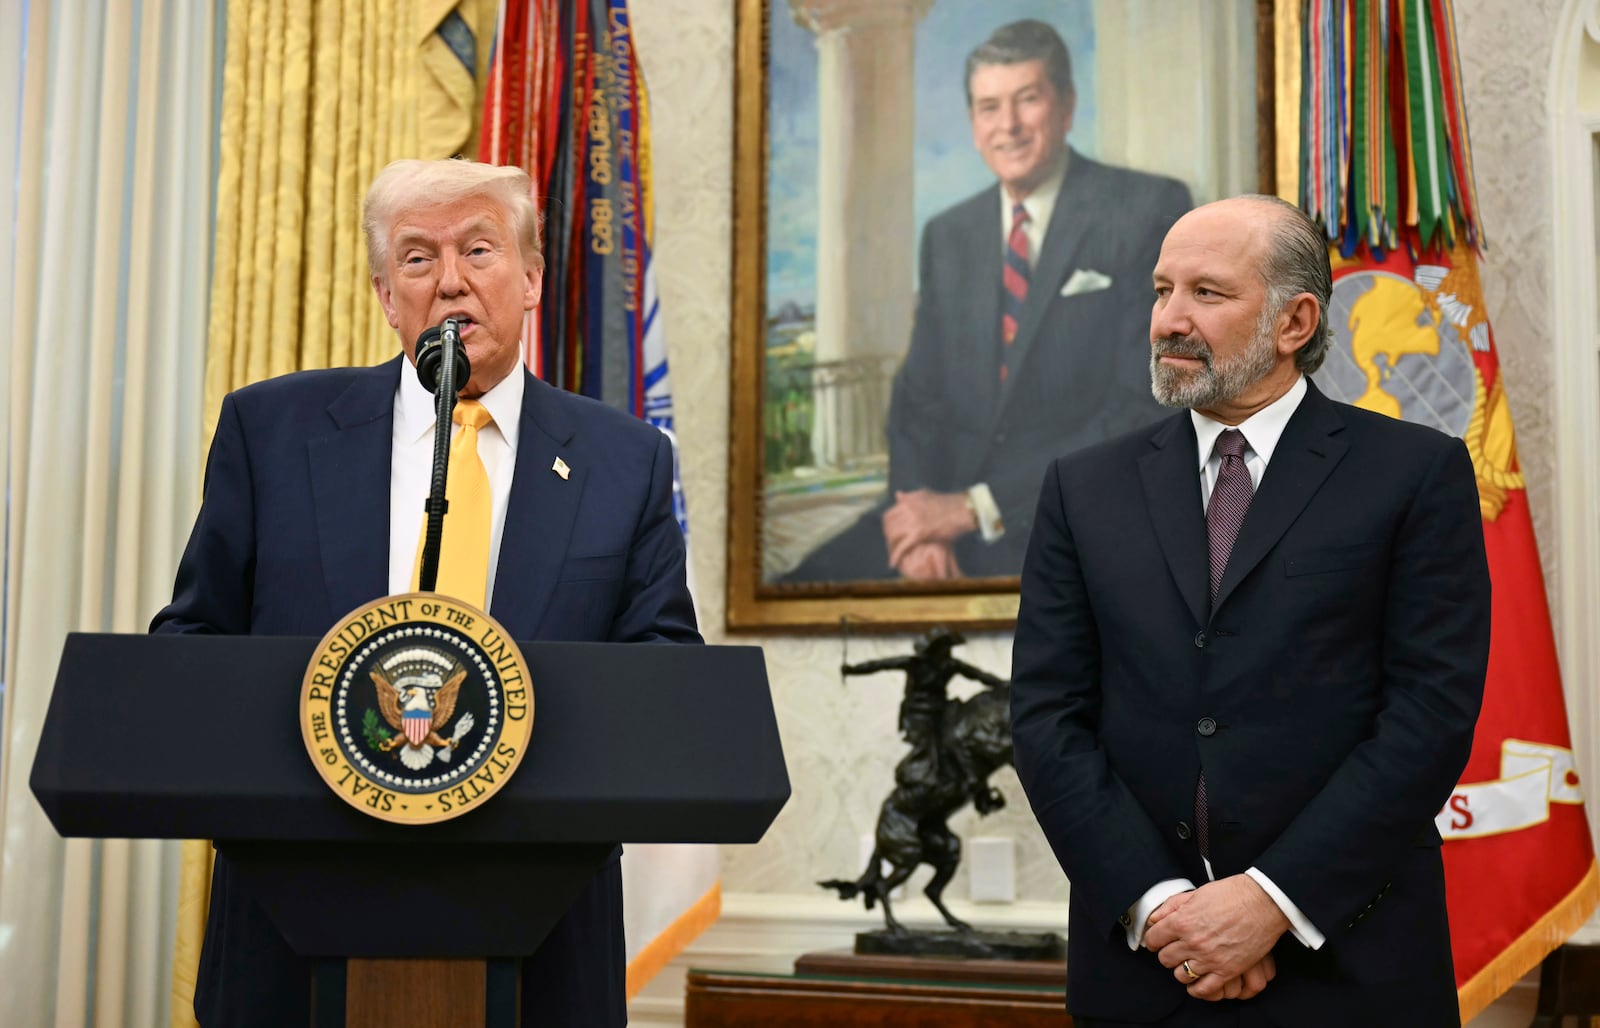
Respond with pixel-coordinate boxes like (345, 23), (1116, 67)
(820, 628), (1013, 933)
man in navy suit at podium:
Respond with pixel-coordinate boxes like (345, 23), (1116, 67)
(152, 158), (700, 1026)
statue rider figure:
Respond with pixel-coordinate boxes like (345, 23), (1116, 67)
(842, 627), (1007, 813)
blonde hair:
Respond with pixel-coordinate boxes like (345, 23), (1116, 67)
(362, 159), (544, 277)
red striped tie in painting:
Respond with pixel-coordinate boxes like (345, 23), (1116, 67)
(1000, 202), (1030, 383)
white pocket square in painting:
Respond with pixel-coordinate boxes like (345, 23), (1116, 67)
(1061, 268), (1113, 297)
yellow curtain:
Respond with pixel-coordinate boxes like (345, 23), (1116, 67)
(203, 0), (416, 441)
(176, 2), (494, 1023)
(1273, 0), (1302, 203)
(420, 0), (499, 160)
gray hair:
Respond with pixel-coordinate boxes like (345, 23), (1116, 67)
(1239, 194), (1332, 374)
(362, 159), (544, 277)
(964, 20), (1075, 107)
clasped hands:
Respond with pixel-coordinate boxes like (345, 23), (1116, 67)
(1142, 875), (1289, 1002)
(881, 489), (976, 580)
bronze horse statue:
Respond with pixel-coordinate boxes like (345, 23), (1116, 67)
(820, 629), (1013, 932)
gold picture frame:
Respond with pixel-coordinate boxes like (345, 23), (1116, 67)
(727, 0), (1283, 632)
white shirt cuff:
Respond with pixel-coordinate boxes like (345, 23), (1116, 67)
(1124, 878), (1196, 950)
(966, 484), (1004, 542)
(1245, 866), (1325, 950)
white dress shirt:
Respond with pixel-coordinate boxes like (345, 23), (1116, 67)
(1125, 374), (1327, 953)
(388, 363), (523, 610)
(966, 154), (1072, 543)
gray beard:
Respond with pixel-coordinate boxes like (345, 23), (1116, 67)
(1150, 314), (1280, 410)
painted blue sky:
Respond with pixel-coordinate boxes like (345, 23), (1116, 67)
(767, 0), (1097, 310)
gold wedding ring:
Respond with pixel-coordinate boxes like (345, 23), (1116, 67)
(1182, 959), (1199, 981)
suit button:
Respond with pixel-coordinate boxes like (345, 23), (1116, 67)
(1197, 717), (1217, 737)
(1194, 631), (1207, 648)
(994, 432), (1008, 445)
(1175, 821), (1192, 841)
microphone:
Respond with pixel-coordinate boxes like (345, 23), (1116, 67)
(415, 318), (471, 593)
(415, 319), (472, 395)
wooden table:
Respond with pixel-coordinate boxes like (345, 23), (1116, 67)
(686, 949), (1071, 1027)
(1530, 943), (1600, 1027)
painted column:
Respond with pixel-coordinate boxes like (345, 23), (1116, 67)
(792, 0), (930, 468)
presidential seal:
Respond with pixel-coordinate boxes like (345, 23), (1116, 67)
(300, 594), (533, 825)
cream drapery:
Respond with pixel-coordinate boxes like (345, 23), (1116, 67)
(0, 2), (218, 1026)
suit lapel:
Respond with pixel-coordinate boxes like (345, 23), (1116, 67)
(1137, 414), (1209, 628)
(1212, 382), (1350, 613)
(308, 358), (401, 619)
(489, 372), (583, 639)
(958, 187), (1005, 397)
(998, 152), (1095, 413)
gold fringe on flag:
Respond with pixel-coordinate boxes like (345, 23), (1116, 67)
(1456, 861), (1600, 1024)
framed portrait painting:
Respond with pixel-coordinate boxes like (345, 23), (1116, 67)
(728, 0), (1282, 631)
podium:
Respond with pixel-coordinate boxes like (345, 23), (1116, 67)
(30, 633), (789, 1025)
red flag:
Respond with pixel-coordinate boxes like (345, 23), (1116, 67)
(1321, 234), (1600, 1020)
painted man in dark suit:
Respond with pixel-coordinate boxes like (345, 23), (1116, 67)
(151, 159), (698, 1026)
(1010, 195), (1491, 1027)
(787, 19), (1191, 582)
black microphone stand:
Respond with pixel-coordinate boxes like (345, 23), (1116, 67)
(417, 319), (464, 593)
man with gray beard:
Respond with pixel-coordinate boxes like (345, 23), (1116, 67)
(1010, 196), (1491, 1027)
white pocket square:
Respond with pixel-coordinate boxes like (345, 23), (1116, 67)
(1061, 269), (1113, 297)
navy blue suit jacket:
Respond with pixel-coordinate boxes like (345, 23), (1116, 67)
(1011, 381), (1490, 1027)
(152, 356), (700, 1026)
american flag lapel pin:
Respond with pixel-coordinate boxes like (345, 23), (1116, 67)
(552, 456), (571, 480)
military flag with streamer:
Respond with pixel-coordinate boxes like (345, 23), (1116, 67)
(477, 0), (713, 999)
(1296, 0), (1599, 1019)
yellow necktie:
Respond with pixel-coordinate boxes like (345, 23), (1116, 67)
(412, 399), (493, 607)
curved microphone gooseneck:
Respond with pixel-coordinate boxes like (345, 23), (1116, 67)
(415, 318), (471, 593)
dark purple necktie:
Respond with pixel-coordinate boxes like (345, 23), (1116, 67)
(1207, 429), (1254, 602)
(1196, 429), (1254, 858)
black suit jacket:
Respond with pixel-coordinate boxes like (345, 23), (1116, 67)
(885, 150), (1191, 576)
(1010, 381), (1490, 1026)
(151, 357), (700, 1026)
